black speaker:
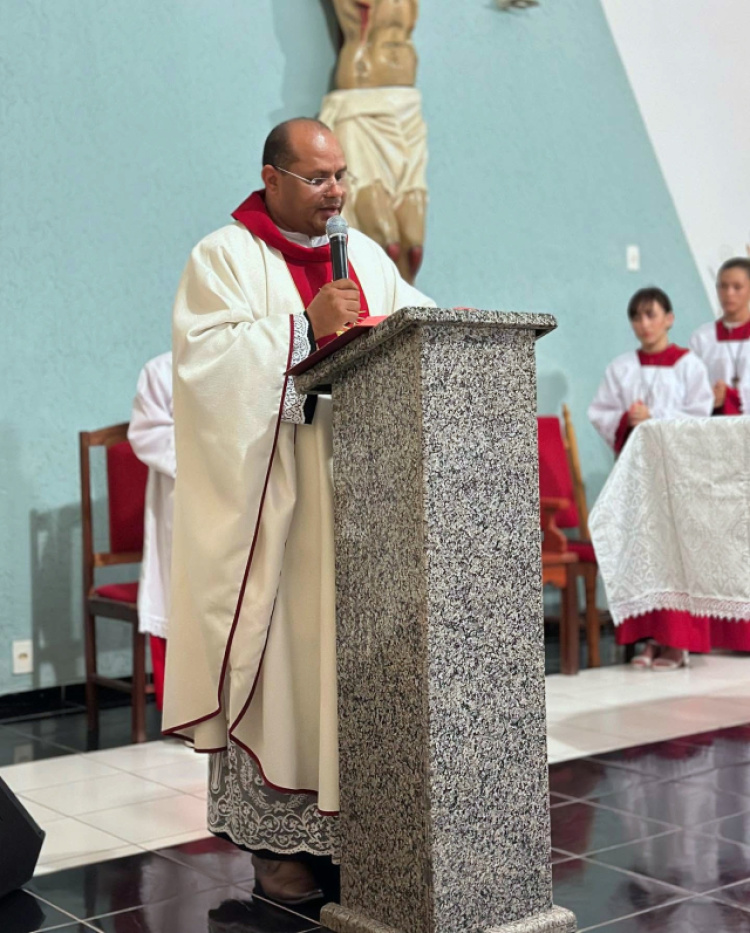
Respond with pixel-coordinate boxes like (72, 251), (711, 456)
(0, 775), (46, 899)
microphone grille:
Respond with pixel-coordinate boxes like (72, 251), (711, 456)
(326, 214), (348, 238)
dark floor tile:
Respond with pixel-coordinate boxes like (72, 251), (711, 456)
(551, 800), (674, 856)
(696, 810), (750, 847)
(548, 758), (658, 800)
(152, 837), (255, 885)
(711, 878), (750, 913)
(11, 706), (163, 753)
(85, 886), (320, 933)
(0, 725), (74, 767)
(27, 850), (224, 920)
(550, 792), (570, 807)
(591, 895), (750, 931)
(679, 760), (750, 798)
(551, 857), (687, 931)
(590, 829), (750, 893)
(592, 777), (750, 828)
(0, 888), (75, 932)
(588, 738), (731, 782)
(551, 849), (573, 864)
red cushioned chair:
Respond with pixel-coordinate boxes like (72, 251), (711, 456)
(538, 406), (601, 669)
(79, 422), (153, 743)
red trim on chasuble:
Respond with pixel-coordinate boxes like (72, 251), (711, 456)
(637, 345), (690, 367)
(233, 190), (370, 346)
(162, 317), (295, 744)
(616, 609), (750, 653)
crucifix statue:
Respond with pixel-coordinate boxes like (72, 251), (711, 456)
(319, 1), (427, 283)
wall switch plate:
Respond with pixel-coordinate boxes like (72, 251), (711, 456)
(12, 640), (33, 675)
(627, 244), (641, 271)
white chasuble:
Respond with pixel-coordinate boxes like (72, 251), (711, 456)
(690, 319), (750, 415)
(162, 195), (434, 816)
(588, 345), (713, 452)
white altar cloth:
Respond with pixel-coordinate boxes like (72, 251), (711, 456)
(590, 417), (750, 627)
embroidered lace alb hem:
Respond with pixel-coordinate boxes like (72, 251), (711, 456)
(208, 741), (340, 862)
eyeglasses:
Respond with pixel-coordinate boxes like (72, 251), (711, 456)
(273, 165), (355, 191)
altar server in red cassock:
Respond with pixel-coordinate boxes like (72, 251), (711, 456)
(690, 257), (750, 415)
(588, 287), (713, 455)
(162, 118), (434, 905)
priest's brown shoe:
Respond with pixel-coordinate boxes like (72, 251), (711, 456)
(251, 855), (323, 906)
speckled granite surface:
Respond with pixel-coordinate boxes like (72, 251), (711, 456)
(300, 309), (575, 933)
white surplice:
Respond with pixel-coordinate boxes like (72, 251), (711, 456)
(162, 218), (433, 816)
(690, 320), (750, 413)
(588, 347), (713, 450)
(127, 352), (175, 639)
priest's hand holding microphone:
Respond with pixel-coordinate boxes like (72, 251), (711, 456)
(305, 215), (360, 342)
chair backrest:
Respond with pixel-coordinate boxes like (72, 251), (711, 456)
(562, 404), (590, 540)
(537, 416), (579, 530)
(79, 422), (148, 594)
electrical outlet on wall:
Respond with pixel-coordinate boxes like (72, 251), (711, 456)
(12, 640), (33, 675)
(627, 245), (641, 271)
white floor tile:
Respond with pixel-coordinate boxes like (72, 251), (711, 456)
(35, 817), (132, 865)
(22, 771), (180, 817)
(0, 754), (120, 793)
(34, 845), (142, 875)
(85, 740), (196, 774)
(139, 828), (214, 851)
(134, 759), (209, 797)
(16, 796), (68, 826)
(76, 793), (207, 844)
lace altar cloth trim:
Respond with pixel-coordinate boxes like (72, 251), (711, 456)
(208, 742), (340, 861)
(590, 418), (750, 625)
(282, 315), (311, 424)
(611, 592), (750, 626)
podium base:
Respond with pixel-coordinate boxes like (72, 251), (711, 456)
(321, 904), (577, 933)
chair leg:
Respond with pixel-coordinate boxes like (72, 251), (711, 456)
(84, 610), (99, 733)
(132, 630), (147, 744)
(584, 567), (601, 669)
(560, 569), (580, 676)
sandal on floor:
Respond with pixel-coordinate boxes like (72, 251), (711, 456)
(652, 650), (689, 672)
(630, 640), (659, 669)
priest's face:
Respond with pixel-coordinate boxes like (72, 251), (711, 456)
(263, 125), (348, 238)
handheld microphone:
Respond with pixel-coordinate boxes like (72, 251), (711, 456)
(326, 214), (349, 280)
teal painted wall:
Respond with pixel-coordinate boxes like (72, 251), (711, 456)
(0, 0), (707, 696)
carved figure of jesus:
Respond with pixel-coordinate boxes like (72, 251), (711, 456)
(320, 0), (427, 282)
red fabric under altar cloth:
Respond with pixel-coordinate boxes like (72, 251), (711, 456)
(589, 418), (750, 651)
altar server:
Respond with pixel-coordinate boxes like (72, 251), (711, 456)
(162, 118), (434, 905)
(690, 257), (750, 415)
(128, 351), (174, 710)
(588, 287), (713, 454)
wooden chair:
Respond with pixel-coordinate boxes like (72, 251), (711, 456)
(79, 422), (152, 743)
(538, 408), (601, 669)
(540, 495), (581, 675)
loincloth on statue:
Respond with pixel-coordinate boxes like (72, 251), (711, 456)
(319, 86), (428, 211)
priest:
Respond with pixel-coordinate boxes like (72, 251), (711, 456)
(162, 117), (434, 905)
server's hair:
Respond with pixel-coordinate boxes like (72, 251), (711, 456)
(262, 118), (332, 169)
(627, 286), (673, 320)
(718, 257), (750, 281)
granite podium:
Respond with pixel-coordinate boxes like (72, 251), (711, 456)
(295, 308), (576, 933)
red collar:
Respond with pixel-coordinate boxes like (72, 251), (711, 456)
(637, 345), (689, 367)
(232, 191), (332, 263)
(716, 319), (750, 342)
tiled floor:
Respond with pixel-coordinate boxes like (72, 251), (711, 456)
(2, 652), (750, 930)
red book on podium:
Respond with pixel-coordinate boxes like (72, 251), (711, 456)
(287, 316), (388, 376)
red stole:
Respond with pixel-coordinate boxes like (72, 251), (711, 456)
(232, 191), (369, 346)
